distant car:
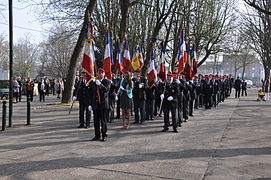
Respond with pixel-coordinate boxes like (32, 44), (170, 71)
(245, 80), (253, 88)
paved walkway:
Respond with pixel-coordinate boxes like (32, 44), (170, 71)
(0, 88), (270, 180)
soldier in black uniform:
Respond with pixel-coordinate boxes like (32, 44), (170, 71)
(146, 83), (155, 120)
(161, 73), (179, 133)
(180, 73), (189, 122)
(132, 69), (147, 124)
(89, 68), (111, 142)
(173, 72), (184, 127)
(73, 72), (92, 128)
(202, 75), (212, 109)
(154, 78), (165, 117)
(115, 72), (122, 119)
(194, 76), (200, 109)
(188, 77), (196, 116)
(108, 73), (117, 123)
(210, 74), (219, 108)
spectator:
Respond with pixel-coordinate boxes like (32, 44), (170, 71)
(118, 71), (133, 129)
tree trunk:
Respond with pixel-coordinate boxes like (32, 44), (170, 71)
(61, 0), (97, 104)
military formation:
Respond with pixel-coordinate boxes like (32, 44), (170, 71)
(73, 69), (244, 142)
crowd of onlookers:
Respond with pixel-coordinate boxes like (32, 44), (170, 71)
(11, 76), (66, 103)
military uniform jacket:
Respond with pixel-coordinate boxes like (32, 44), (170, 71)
(210, 79), (219, 94)
(132, 77), (147, 101)
(90, 79), (111, 110)
(146, 86), (155, 100)
(73, 79), (91, 105)
(155, 81), (165, 99)
(163, 81), (179, 108)
(109, 78), (117, 100)
(202, 79), (212, 95)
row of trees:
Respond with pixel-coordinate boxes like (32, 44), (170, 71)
(35, 0), (237, 103)
(1, 0), (270, 103)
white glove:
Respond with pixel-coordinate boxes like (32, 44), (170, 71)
(160, 94), (164, 100)
(72, 96), (76, 101)
(88, 105), (92, 111)
(120, 86), (125, 91)
(167, 96), (173, 101)
(139, 84), (143, 88)
(115, 96), (118, 101)
(175, 79), (180, 84)
(95, 80), (101, 86)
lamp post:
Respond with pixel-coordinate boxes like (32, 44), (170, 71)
(9, 0), (13, 127)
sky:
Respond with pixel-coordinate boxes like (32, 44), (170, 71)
(0, 0), (50, 44)
(0, 0), (247, 44)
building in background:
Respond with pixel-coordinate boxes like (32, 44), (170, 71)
(198, 54), (264, 85)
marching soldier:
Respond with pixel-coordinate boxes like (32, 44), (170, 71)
(210, 74), (219, 107)
(89, 68), (111, 142)
(115, 72), (122, 119)
(146, 82), (155, 120)
(132, 69), (147, 124)
(180, 73), (189, 122)
(188, 77), (196, 116)
(154, 78), (165, 117)
(173, 72), (183, 127)
(202, 75), (212, 109)
(108, 73), (117, 123)
(73, 72), (91, 128)
(161, 73), (179, 133)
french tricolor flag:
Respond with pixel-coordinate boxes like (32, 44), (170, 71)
(147, 48), (157, 87)
(115, 44), (123, 72)
(122, 41), (132, 72)
(103, 32), (113, 79)
(177, 30), (187, 73)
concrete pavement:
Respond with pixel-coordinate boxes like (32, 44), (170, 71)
(0, 88), (270, 180)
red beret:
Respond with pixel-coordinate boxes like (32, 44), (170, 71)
(98, 68), (105, 72)
(167, 73), (173, 77)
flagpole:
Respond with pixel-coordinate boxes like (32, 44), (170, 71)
(88, 14), (101, 104)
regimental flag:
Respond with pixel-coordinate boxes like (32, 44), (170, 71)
(177, 30), (187, 73)
(82, 21), (95, 85)
(191, 44), (198, 76)
(184, 43), (192, 80)
(122, 41), (132, 72)
(115, 44), (123, 72)
(147, 48), (157, 87)
(132, 47), (143, 70)
(103, 32), (113, 80)
(158, 42), (166, 81)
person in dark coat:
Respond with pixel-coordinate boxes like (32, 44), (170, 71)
(146, 83), (155, 120)
(38, 78), (47, 102)
(73, 72), (92, 128)
(161, 73), (179, 133)
(154, 79), (165, 117)
(132, 69), (147, 124)
(17, 77), (22, 102)
(108, 74), (117, 123)
(202, 75), (212, 109)
(115, 72), (122, 119)
(241, 79), (247, 96)
(89, 68), (111, 142)
(25, 77), (34, 102)
(180, 73), (189, 122)
(234, 76), (242, 98)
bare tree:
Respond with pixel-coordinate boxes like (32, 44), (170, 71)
(0, 34), (9, 73)
(244, 0), (271, 15)
(13, 36), (38, 78)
